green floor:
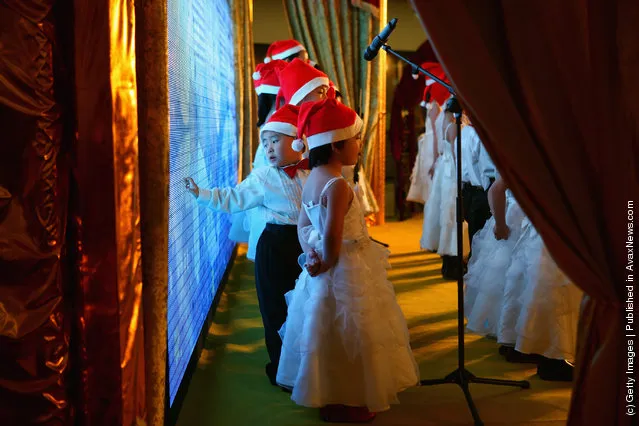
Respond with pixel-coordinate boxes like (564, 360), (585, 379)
(177, 215), (572, 425)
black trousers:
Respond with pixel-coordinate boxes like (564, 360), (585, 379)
(462, 182), (492, 257)
(254, 223), (302, 376)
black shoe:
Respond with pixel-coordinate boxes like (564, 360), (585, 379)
(504, 348), (544, 364)
(441, 256), (449, 276)
(498, 345), (511, 356)
(443, 263), (464, 280)
(265, 363), (278, 386)
(537, 358), (574, 382)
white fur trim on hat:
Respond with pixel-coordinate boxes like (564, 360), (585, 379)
(264, 57), (272, 63)
(306, 116), (363, 150)
(272, 45), (305, 61)
(291, 139), (306, 152)
(260, 122), (297, 138)
(255, 84), (280, 95)
(289, 76), (330, 106)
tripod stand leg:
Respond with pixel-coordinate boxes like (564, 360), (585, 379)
(460, 380), (484, 426)
(471, 376), (530, 389)
(419, 378), (451, 386)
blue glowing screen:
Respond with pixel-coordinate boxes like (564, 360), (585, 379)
(167, 0), (238, 405)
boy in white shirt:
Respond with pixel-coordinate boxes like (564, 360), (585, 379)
(185, 105), (310, 387)
(460, 121), (496, 257)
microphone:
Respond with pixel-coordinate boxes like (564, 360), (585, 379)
(363, 18), (398, 61)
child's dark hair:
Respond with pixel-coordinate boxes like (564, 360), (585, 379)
(353, 160), (360, 184)
(256, 93), (276, 127)
(282, 52), (322, 71)
(309, 141), (345, 169)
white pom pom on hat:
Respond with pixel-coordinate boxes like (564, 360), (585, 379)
(253, 60), (288, 95)
(291, 139), (306, 152)
(264, 57), (271, 63)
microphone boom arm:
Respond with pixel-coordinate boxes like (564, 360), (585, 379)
(381, 44), (456, 95)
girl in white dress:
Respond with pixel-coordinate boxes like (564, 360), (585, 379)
(491, 177), (582, 380)
(407, 89), (440, 205)
(464, 178), (526, 336)
(277, 99), (419, 422)
(420, 97), (463, 278)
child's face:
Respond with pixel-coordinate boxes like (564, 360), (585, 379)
(261, 130), (302, 167)
(301, 85), (328, 103)
(337, 133), (362, 166)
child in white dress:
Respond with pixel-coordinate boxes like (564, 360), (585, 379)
(277, 99), (419, 422)
(407, 88), (440, 205)
(421, 97), (463, 279)
(490, 177), (582, 380)
(464, 177), (525, 336)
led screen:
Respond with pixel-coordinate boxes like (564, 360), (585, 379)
(167, 0), (238, 405)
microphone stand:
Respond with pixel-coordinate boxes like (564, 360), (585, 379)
(380, 44), (530, 426)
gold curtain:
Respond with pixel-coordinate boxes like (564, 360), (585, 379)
(135, 1), (169, 425)
(73, 0), (146, 424)
(232, 0), (257, 179)
(283, 0), (387, 223)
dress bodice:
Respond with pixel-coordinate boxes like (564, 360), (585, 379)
(304, 177), (369, 245)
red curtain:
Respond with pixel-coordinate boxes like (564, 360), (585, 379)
(410, 1), (638, 425)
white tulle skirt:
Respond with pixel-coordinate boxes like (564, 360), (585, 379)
(420, 151), (457, 255)
(407, 132), (435, 205)
(277, 239), (420, 412)
(514, 242), (583, 362)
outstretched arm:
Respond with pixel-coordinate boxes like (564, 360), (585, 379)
(488, 177), (509, 240)
(186, 173), (264, 213)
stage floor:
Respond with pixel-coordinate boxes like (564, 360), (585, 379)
(177, 215), (572, 426)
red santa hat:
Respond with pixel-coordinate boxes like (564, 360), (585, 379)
(276, 58), (330, 106)
(264, 40), (306, 63)
(252, 59), (288, 95)
(419, 62), (451, 106)
(293, 99), (363, 152)
(260, 104), (300, 140)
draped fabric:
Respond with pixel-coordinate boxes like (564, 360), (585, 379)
(351, 0), (379, 17)
(232, 0), (257, 180)
(135, 0), (169, 425)
(0, 1), (72, 423)
(283, 0), (386, 223)
(410, 1), (639, 425)
(72, 0), (146, 424)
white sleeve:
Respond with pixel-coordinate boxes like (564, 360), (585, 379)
(197, 172), (264, 213)
(470, 132), (482, 164)
(480, 144), (496, 190)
